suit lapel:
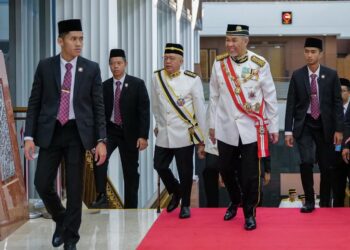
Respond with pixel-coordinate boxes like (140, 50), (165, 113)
(73, 56), (85, 99)
(303, 66), (311, 96)
(107, 78), (114, 117)
(121, 74), (130, 103)
(345, 102), (350, 120)
(53, 55), (61, 92)
(317, 65), (325, 105)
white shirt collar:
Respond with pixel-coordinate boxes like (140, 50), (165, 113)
(307, 65), (320, 78)
(344, 99), (350, 111)
(113, 73), (126, 85)
(60, 55), (78, 68)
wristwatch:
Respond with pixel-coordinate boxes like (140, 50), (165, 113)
(97, 138), (107, 145)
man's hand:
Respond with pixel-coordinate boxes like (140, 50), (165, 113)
(95, 142), (107, 166)
(334, 132), (343, 145)
(342, 148), (350, 164)
(285, 135), (294, 147)
(263, 172), (271, 186)
(209, 128), (216, 144)
(269, 132), (279, 144)
(24, 140), (36, 160)
(218, 174), (225, 188)
(197, 144), (206, 159)
(137, 138), (148, 151)
(154, 127), (158, 137)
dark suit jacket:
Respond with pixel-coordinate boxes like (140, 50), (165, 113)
(25, 55), (106, 150)
(343, 104), (350, 144)
(103, 74), (150, 150)
(285, 65), (343, 142)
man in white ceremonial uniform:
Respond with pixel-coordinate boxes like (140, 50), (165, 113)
(152, 43), (206, 218)
(209, 24), (279, 230)
(279, 188), (303, 208)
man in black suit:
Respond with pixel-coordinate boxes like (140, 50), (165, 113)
(334, 78), (350, 206)
(285, 37), (343, 212)
(24, 19), (107, 250)
(91, 49), (150, 209)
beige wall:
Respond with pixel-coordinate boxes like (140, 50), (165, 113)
(201, 36), (340, 79)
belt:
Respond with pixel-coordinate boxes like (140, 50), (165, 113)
(108, 122), (123, 129)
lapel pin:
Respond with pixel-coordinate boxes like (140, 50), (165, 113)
(78, 67), (83, 72)
(125, 83), (128, 88)
(321, 74), (325, 79)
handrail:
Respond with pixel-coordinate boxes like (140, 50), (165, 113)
(12, 107), (124, 208)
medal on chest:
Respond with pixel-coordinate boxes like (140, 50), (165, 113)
(177, 95), (186, 106)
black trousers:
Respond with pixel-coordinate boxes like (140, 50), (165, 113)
(154, 145), (194, 207)
(333, 151), (350, 207)
(93, 122), (139, 208)
(218, 140), (259, 218)
(296, 115), (335, 207)
(34, 120), (85, 244)
(202, 153), (220, 207)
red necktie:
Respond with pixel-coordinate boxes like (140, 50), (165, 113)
(57, 63), (73, 125)
(114, 81), (122, 125)
(310, 74), (320, 119)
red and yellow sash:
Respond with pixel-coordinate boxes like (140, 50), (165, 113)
(220, 57), (269, 158)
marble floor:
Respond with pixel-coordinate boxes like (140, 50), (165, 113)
(0, 209), (159, 250)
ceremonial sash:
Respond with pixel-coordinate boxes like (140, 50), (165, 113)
(156, 71), (204, 144)
(220, 58), (269, 158)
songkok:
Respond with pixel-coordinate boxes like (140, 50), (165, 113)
(288, 188), (297, 194)
(164, 43), (183, 56)
(340, 78), (350, 88)
(304, 37), (323, 51)
(110, 49), (126, 59)
(58, 19), (82, 35)
(226, 24), (249, 36)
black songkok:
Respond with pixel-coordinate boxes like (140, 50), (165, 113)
(304, 37), (323, 51)
(164, 43), (184, 56)
(226, 24), (249, 36)
(58, 19), (82, 35)
(109, 49), (126, 59)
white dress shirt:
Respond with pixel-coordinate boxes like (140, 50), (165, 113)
(110, 74), (126, 123)
(25, 55), (78, 141)
(60, 56), (78, 120)
(343, 99), (349, 114)
(306, 65), (320, 114)
(285, 65), (320, 135)
(152, 69), (206, 148)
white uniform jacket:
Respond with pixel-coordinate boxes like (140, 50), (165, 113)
(279, 198), (303, 208)
(152, 69), (206, 148)
(209, 50), (279, 146)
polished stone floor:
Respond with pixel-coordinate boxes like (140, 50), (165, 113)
(0, 209), (159, 250)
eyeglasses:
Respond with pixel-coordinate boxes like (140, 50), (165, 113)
(163, 56), (177, 62)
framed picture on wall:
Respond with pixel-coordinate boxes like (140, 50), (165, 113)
(209, 49), (217, 73)
(200, 49), (209, 81)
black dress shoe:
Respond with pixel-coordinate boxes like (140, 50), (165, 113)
(166, 193), (180, 212)
(300, 203), (315, 213)
(244, 216), (256, 231)
(64, 242), (77, 250)
(179, 206), (191, 219)
(52, 223), (65, 247)
(224, 202), (238, 221)
(90, 193), (108, 208)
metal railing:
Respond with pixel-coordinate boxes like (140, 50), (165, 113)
(12, 107), (124, 208)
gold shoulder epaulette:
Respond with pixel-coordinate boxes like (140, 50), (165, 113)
(216, 52), (229, 61)
(184, 70), (197, 78)
(251, 55), (266, 67)
(154, 68), (163, 73)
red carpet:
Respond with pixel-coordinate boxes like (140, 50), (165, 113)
(137, 208), (350, 250)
